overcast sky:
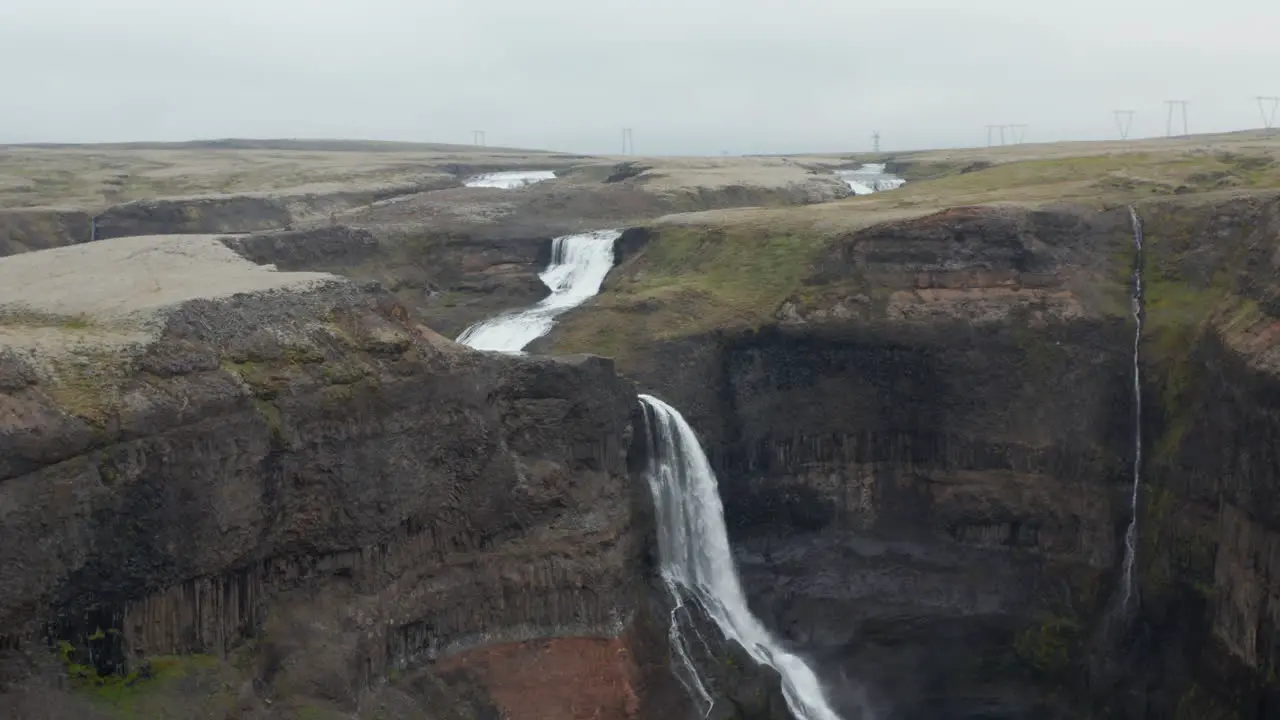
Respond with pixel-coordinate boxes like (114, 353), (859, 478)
(2, 0), (1278, 155)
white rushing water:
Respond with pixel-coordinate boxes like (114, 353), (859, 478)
(834, 164), (906, 196)
(455, 229), (620, 352)
(639, 394), (847, 720)
(456, 224), (846, 717)
(1119, 206), (1146, 614)
(463, 170), (557, 189)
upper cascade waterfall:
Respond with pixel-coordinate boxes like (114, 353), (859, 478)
(834, 164), (906, 196)
(464, 170), (557, 189)
(639, 394), (849, 720)
(1119, 206), (1146, 613)
(455, 229), (620, 352)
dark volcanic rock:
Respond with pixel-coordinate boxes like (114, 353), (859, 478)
(0, 258), (646, 717)
(0, 208), (93, 257)
(576, 198), (1280, 718)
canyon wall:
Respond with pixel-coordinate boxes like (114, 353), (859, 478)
(0, 208), (93, 256)
(1127, 195), (1280, 718)
(0, 236), (650, 718)
(553, 196), (1280, 718)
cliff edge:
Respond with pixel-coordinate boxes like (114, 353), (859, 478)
(0, 235), (643, 719)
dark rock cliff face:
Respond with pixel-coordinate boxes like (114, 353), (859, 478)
(0, 209), (93, 257)
(222, 224), (557, 339)
(90, 185), (451, 241)
(0, 280), (645, 717)
(566, 199), (1280, 718)
(1123, 195), (1280, 719)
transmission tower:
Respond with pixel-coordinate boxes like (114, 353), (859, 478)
(1164, 101), (1190, 137)
(1258, 96), (1280, 130)
(621, 128), (634, 155)
(1007, 124), (1028, 144)
(472, 130), (486, 146)
(1114, 110), (1135, 140)
(872, 131), (881, 153)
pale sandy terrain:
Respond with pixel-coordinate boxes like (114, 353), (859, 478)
(0, 234), (341, 355)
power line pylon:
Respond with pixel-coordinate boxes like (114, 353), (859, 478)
(872, 131), (881, 153)
(1258, 96), (1280, 130)
(1164, 101), (1190, 137)
(621, 128), (634, 155)
(472, 130), (486, 146)
(1114, 110), (1135, 140)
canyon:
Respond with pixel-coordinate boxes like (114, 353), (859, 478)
(2, 134), (1280, 719)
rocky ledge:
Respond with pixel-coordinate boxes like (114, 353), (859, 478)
(0, 235), (646, 718)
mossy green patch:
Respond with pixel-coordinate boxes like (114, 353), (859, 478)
(221, 359), (298, 400)
(252, 398), (284, 441)
(283, 344), (326, 365)
(549, 225), (827, 361)
(0, 308), (94, 330)
(320, 359), (373, 385)
(1173, 682), (1242, 720)
(1139, 478), (1219, 602)
(39, 350), (133, 427)
(57, 641), (228, 719)
(1013, 614), (1080, 675)
(1009, 319), (1065, 377)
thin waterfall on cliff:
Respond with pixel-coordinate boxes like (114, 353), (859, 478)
(456, 229), (620, 352)
(1119, 206), (1146, 613)
(89, 216), (97, 244)
(639, 394), (848, 720)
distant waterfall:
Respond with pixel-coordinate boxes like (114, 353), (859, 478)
(455, 229), (620, 352)
(463, 170), (557, 189)
(89, 216), (98, 244)
(639, 395), (848, 720)
(834, 164), (906, 196)
(1118, 206), (1146, 613)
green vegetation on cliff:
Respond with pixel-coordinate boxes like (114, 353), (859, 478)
(57, 640), (230, 719)
(549, 144), (1280, 368)
(550, 225), (827, 360)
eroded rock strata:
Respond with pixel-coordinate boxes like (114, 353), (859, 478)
(546, 195), (1280, 718)
(4, 190), (1280, 719)
(0, 236), (647, 718)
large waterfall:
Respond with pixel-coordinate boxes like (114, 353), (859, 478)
(639, 395), (846, 720)
(455, 229), (620, 352)
(457, 228), (846, 718)
(1118, 206), (1146, 613)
